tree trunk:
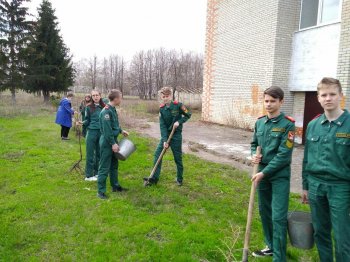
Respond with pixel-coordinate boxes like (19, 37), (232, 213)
(11, 88), (16, 105)
(43, 90), (50, 103)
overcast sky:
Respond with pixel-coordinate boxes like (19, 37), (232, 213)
(27, 0), (207, 62)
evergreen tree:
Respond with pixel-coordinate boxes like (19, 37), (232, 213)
(0, 0), (33, 104)
(25, 0), (74, 102)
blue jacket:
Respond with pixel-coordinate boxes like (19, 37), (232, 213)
(55, 98), (74, 127)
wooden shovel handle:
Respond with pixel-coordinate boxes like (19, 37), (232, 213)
(242, 146), (261, 261)
(149, 125), (177, 178)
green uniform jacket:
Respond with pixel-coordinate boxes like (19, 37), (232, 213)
(99, 104), (122, 146)
(159, 101), (191, 140)
(302, 110), (350, 190)
(83, 104), (103, 130)
(251, 113), (295, 176)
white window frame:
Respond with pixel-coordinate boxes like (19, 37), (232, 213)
(299, 0), (343, 31)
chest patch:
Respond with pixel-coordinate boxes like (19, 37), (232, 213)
(171, 110), (179, 115)
(104, 114), (110, 120)
(272, 127), (285, 132)
(336, 133), (350, 138)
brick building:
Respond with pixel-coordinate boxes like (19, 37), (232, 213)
(202, 0), (350, 143)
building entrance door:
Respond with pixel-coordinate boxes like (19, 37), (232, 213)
(302, 92), (324, 144)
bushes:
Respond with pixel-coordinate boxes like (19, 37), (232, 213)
(146, 101), (160, 114)
(50, 94), (61, 108)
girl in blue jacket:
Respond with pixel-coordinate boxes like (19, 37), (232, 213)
(55, 92), (75, 140)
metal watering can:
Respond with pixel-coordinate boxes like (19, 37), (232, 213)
(114, 138), (137, 161)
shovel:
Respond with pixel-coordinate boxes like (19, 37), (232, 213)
(144, 125), (177, 186)
(242, 146), (261, 262)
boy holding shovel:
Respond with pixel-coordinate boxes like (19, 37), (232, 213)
(144, 86), (191, 186)
(250, 86), (295, 261)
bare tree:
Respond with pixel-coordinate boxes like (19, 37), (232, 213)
(88, 55), (98, 89)
(74, 49), (203, 98)
(102, 57), (110, 94)
(119, 57), (125, 95)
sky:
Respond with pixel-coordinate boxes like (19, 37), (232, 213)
(26, 0), (207, 62)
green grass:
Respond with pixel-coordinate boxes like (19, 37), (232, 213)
(0, 113), (318, 261)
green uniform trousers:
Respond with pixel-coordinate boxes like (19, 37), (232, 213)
(97, 135), (119, 193)
(85, 129), (101, 178)
(258, 168), (290, 262)
(152, 136), (183, 182)
(308, 177), (350, 262)
(82, 125), (87, 138)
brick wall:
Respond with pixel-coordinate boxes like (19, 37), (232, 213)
(202, 0), (222, 122)
(337, 0), (350, 109)
(272, 0), (301, 116)
(202, 0), (300, 128)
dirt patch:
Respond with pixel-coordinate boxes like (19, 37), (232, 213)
(128, 116), (304, 194)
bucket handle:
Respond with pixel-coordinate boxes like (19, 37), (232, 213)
(288, 201), (303, 219)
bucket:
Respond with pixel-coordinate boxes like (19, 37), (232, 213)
(287, 211), (314, 250)
(114, 138), (137, 161)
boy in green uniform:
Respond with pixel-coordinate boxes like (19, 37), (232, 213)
(251, 86), (295, 261)
(97, 89), (129, 199)
(144, 86), (191, 186)
(302, 77), (350, 262)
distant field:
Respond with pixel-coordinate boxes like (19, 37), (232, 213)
(0, 96), (318, 261)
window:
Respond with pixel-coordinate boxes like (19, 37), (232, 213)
(300, 0), (341, 30)
(321, 0), (341, 24)
(300, 0), (319, 29)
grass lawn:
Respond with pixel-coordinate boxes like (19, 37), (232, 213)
(0, 112), (318, 261)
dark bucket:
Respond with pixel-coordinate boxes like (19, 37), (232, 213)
(287, 211), (314, 250)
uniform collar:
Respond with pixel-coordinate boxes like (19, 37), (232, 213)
(164, 102), (172, 109)
(320, 110), (349, 126)
(265, 113), (284, 123)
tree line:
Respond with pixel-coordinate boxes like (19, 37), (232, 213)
(75, 49), (203, 99)
(0, 0), (74, 103)
(0, 0), (203, 104)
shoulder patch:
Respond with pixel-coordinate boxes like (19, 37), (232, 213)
(313, 114), (322, 120)
(104, 114), (110, 120)
(173, 101), (179, 105)
(286, 131), (295, 148)
(285, 116), (295, 123)
(258, 115), (266, 119)
(160, 103), (165, 108)
(181, 104), (189, 113)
